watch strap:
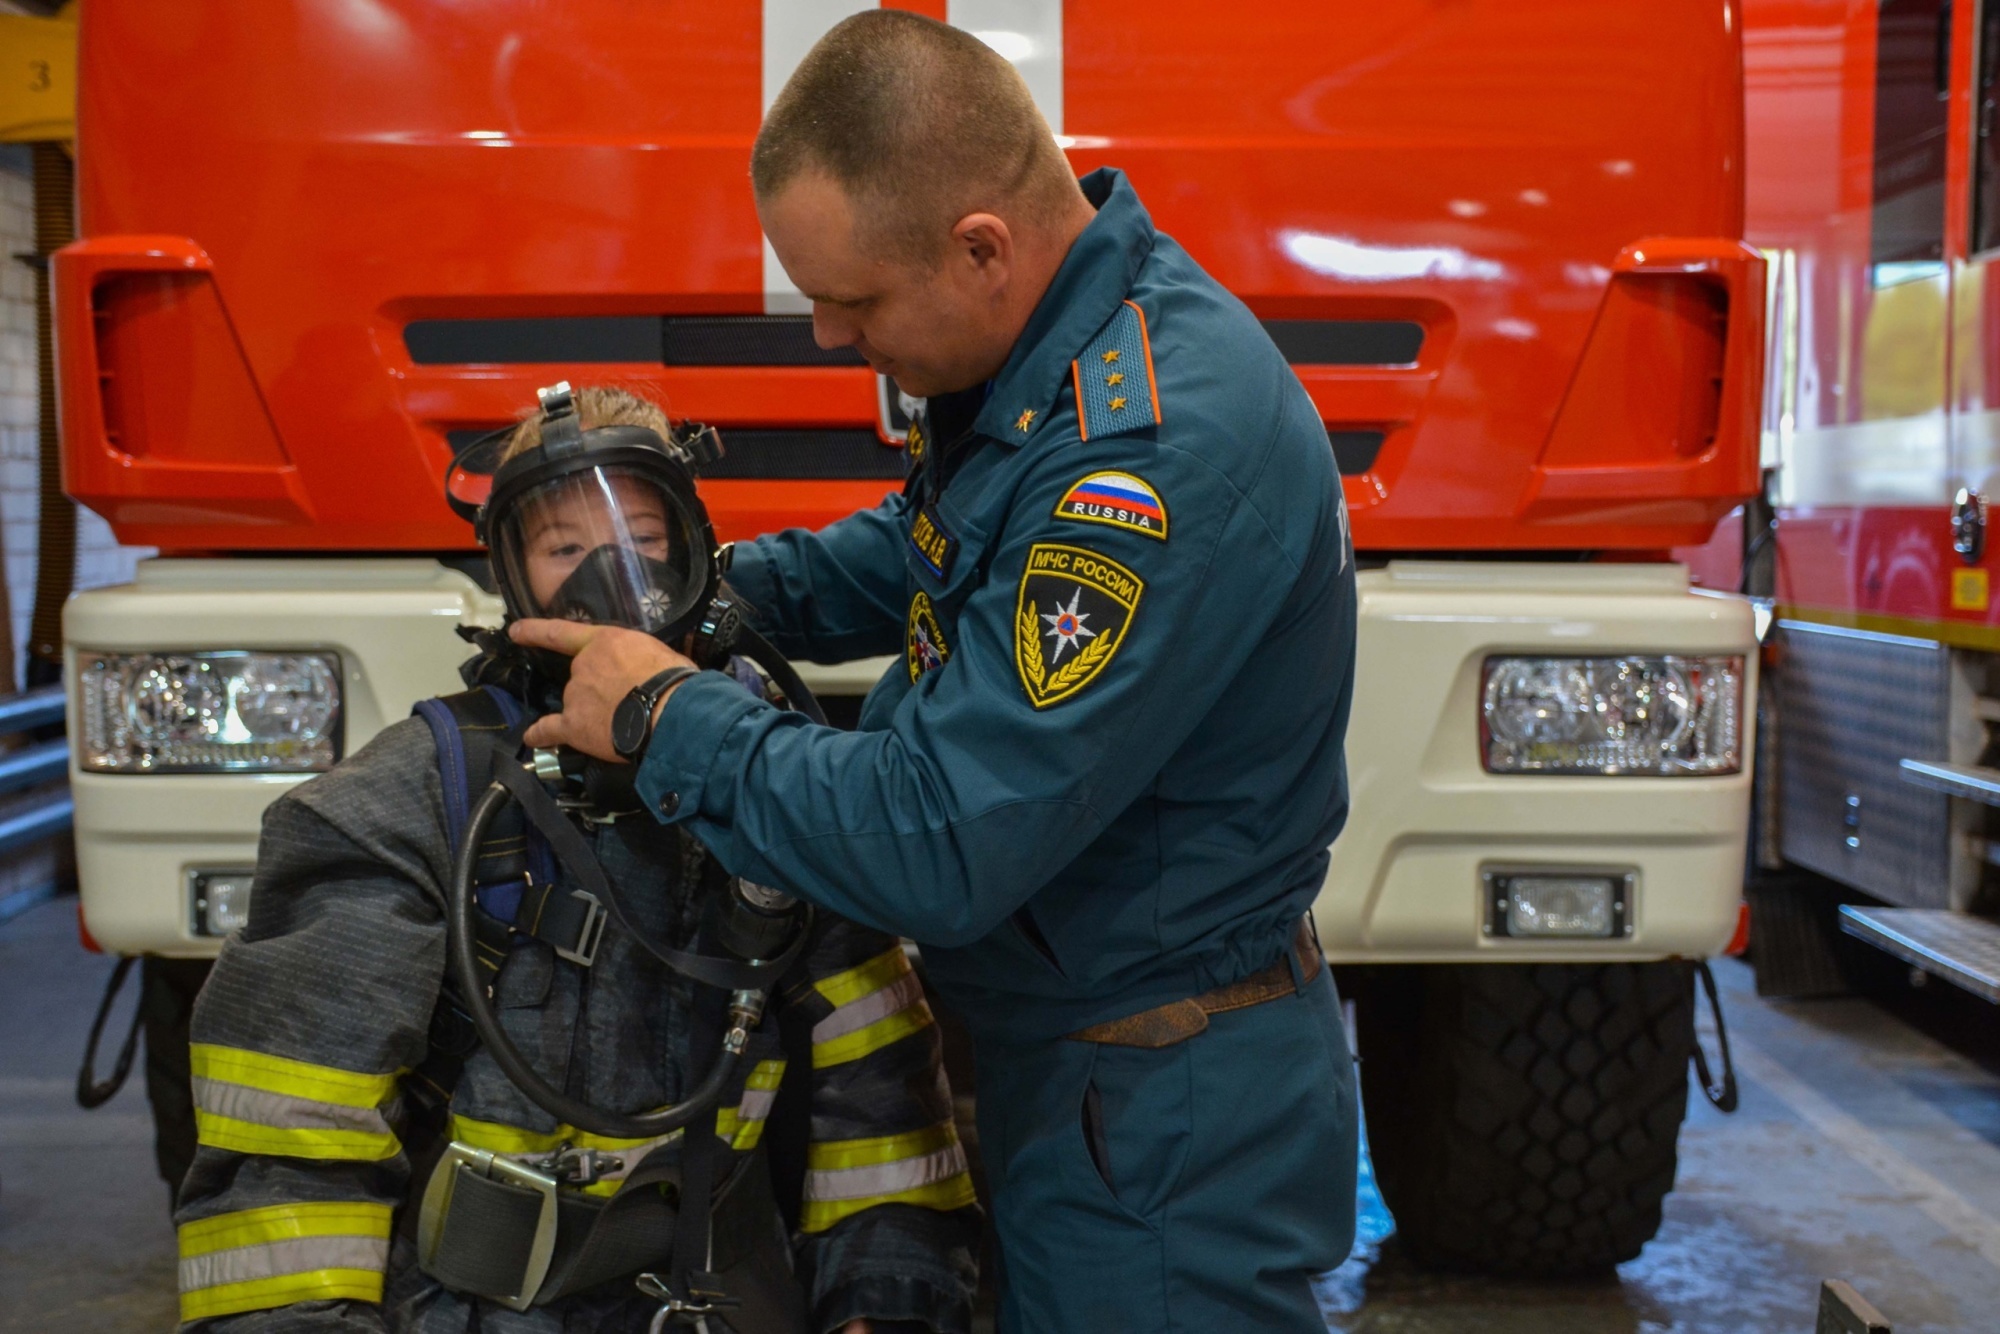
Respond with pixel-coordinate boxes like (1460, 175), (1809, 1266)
(620, 665), (699, 764)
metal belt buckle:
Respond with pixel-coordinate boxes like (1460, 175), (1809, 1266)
(555, 888), (606, 967)
(417, 1141), (560, 1312)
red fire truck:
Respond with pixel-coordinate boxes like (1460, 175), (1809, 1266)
(53, 2), (1761, 1275)
(1708, 0), (2000, 1004)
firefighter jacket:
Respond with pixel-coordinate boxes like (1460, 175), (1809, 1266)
(174, 712), (979, 1332)
(635, 166), (1358, 1045)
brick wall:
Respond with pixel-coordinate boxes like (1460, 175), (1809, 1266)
(0, 146), (149, 692)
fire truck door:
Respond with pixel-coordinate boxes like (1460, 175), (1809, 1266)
(1952, 0), (2000, 587)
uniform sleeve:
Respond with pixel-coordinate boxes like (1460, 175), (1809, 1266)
(639, 423), (1325, 947)
(784, 919), (978, 1334)
(174, 731), (450, 1331)
(725, 492), (915, 664)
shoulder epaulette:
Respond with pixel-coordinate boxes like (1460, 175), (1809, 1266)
(1071, 299), (1162, 441)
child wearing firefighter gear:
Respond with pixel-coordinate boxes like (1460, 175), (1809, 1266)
(518, 17), (1360, 1334)
(173, 386), (980, 1333)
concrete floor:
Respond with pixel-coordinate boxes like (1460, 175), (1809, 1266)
(5, 894), (2000, 1332)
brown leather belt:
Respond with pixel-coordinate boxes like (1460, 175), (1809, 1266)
(1066, 918), (1322, 1049)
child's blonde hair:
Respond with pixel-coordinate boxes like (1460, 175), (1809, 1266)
(499, 385), (670, 465)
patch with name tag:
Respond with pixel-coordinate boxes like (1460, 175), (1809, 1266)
(1053, 471), (1168, 541)
(908, 503), (958, 581)
(907, 592), (951, 680)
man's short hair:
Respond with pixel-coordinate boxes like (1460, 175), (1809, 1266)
(751, 10), (1079, 263)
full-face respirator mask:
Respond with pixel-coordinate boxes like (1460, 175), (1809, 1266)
(448, 382), (745, 682)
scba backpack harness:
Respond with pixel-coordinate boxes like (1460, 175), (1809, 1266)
(405, 685), (798, 1325)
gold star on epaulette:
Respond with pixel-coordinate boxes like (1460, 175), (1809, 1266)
(1015, 408), (1037, 433)
(1102, 349), (1121, 364)
(1109, 396), (1128, 411)
(1106, 372), (1124, 386)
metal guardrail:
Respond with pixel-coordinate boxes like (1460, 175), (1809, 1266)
(0, 684), (69, 876)
(0, 684), (66, 734)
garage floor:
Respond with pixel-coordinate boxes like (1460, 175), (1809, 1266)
(5, 894), (1999, 1333)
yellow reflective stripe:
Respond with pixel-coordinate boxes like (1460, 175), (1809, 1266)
(713, 1060), (786, 1151)
(715, 1106), (765, 1152)
(190, 1044), (398, 1109)
(179, 1201), (391, 1258)
(178, 1202), (391, 1321)
(447, 1112), (669, 1156)
(813, 945), (913, 1010)
(812, 1004), (933, 1068)
(194, 1110), (399, 1162)
(798, 1174), (979, 1234)
(180, 1269), (385, 1322)
(806, 1120), (959, 1172)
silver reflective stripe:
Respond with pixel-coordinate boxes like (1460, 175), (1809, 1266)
(805, 1142), (970, 1202)
(737, 1087), (778, 1123)
(180, 1234), (389, 1294)
(948, 0), (1065, 131)
(192, 1077), (393, 1137)
(760, 0), (878, 312)
(756, 0), (1068, 312)
(812, 970), (925, 1046)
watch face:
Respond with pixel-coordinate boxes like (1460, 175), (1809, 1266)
(612, 691), (650, 758)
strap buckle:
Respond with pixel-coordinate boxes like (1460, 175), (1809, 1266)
(553, 887), (607, 967)
(417, 1141), (560, 1312)
(637, 1271), (741, 1331)
(530, 1142), (623, 1188)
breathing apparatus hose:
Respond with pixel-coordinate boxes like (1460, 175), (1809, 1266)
(449, 778), (762, 1140)
(731, 625), (828, 727)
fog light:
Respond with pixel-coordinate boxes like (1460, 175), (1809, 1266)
(1486, 870), (1629, 939)
(191, 869), (255, 937)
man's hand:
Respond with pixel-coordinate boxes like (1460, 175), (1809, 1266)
(838, 1322), (872, 1334)
(510, 619), (694, 760)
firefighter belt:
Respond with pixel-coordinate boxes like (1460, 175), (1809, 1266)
(417, 1133), (775, 1311)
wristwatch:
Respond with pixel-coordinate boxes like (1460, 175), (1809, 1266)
(612, 666), (699, 765)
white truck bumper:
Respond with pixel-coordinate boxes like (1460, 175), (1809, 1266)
(1315, 561), (1756, 964)
(65, 558), (1754, 964)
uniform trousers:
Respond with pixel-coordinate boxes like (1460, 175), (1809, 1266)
(975, 969), (1358, 1333)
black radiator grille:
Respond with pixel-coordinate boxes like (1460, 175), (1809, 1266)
(1328, 430), (1385, 475)
(702, 430), (903, 480)
(405, 315), (865, 367)
(445, 428), (903, 481)
(1263, 320), (1424, 366)
(408, 315), (1419, 368)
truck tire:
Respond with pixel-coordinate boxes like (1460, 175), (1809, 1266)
(1355, 961), (1694, 1276)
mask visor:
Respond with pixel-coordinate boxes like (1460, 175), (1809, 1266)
(491, 465), (709, 635)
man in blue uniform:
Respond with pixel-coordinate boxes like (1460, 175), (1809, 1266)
(515, 11), (1359, 1330)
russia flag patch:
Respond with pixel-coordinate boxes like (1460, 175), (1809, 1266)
(1053, 471), (1168, 540)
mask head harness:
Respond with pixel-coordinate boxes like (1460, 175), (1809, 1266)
(446, 382), (742, 679)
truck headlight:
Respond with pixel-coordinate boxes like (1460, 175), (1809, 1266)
(78, 651), (342, 773)
(1481, 654), (1742, 775)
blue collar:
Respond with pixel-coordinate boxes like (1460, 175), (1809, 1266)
(972, 168), (1157, 445)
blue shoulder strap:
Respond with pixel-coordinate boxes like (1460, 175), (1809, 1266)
(413, 684), (523, 856)
(413, 685), (540, 926)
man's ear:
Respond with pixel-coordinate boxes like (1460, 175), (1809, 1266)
(953, 212), (1014, 288)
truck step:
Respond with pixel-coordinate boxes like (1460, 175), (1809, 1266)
(1896, 758), (2000, 804)
(1837, 906), (2000, 1004)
